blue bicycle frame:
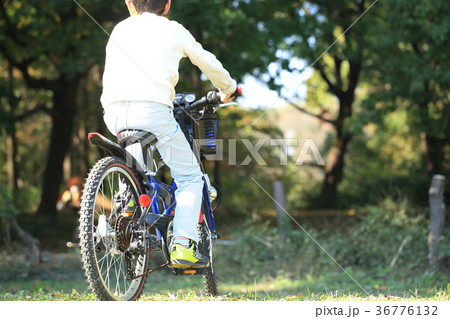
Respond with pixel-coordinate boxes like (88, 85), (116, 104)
(132, 91), (220, 244)
(142, 174), (216, 239)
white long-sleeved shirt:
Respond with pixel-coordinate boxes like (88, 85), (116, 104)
(101, 12), (236, 108)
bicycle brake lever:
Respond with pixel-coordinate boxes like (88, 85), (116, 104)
(214, 102), (238, 112)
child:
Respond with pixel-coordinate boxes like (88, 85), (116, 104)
(101, 0), (236, 268)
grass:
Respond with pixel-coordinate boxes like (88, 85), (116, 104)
(1, 199), (449, 301)
(0, 247), (448, 301)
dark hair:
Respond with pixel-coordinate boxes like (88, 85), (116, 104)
(132, 0), (168, 15)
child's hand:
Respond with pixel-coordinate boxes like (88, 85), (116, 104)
(220, 92), (233, 103)
(220, 87), (242, 103)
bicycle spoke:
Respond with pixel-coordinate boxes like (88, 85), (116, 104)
(121, 256), (128, 291)
(98, 250), (108, 268)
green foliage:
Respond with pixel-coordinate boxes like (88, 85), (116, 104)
(0, 0), (123, 78)
(0, 1), (127, 217)
(325, 198), (431, 269)
(218, 197), (449, 294)
(339, 107), (429, 207)
(0, 0), (449, 265)
(218, 220), (318, 280)
(210, 106), (288, 225)
(364, 0), (450, 175)
(172, 0), (278, 83)
(305, 70), (337, 112)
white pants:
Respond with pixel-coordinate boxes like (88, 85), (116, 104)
(103, 101), (204, 243)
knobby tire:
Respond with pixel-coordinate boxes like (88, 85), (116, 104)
(79, 156), (149, 301)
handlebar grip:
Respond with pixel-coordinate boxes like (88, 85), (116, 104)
(206, 86), (242, 105)
(206, 91), (221, 105)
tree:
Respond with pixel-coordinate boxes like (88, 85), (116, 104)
(0, 1), (124, 220)
(366, 0), (450, 176)
(242, 0), (379, 205)
(171, 0), (280, 91)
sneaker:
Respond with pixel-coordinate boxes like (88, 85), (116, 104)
(114, 190), (135, 216)
(170, 242), (209, 268)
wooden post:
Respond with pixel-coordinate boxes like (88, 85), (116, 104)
(273, 181), (287, 242)
(428, 174), (446, 267)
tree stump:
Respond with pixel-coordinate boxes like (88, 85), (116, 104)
(428, 174), (446, 268)
(10, 217), (41, 278)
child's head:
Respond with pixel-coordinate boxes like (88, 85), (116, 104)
(125, 0), (171, 16)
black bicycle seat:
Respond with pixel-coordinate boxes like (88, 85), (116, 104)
(117, 129), (158, 148)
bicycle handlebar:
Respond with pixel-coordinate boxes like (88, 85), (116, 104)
(187, 86), (242, 112)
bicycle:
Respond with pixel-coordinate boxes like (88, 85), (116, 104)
(74, 87), (242, 301)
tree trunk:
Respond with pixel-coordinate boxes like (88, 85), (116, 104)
(318, 50), (359, 206)
(6, 121), (19, 192)
(424, 133), (443, 175)
(6, 64), (19, 197)
(321, 98), (353, 206)
(37, 78), (79, 221)
(321, 134), (351, 205)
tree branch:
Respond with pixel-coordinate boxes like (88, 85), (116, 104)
(0, 42), (59, 91)
(285, 99), (337, 127)
(15, 104), (52, 122)
(315, 61), (343, 99)
(347, 59), (362, 96)
(0, 3), (60, 91)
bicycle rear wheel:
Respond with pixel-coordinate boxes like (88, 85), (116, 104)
(79, 156), (150, 301)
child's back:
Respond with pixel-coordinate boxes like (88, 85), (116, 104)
(101, 11), (235, 109)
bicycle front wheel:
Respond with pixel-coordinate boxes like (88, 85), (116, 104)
(79, 156), (150, 301)
(198, 203), (219, 296)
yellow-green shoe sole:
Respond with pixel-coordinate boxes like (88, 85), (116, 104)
(171, 259), (209, 268)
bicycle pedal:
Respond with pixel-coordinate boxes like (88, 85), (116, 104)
(66, 242), (80, 248)
(172, 268), (206, 276)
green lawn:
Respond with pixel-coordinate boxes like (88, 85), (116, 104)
(1, 249), (448, 301)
